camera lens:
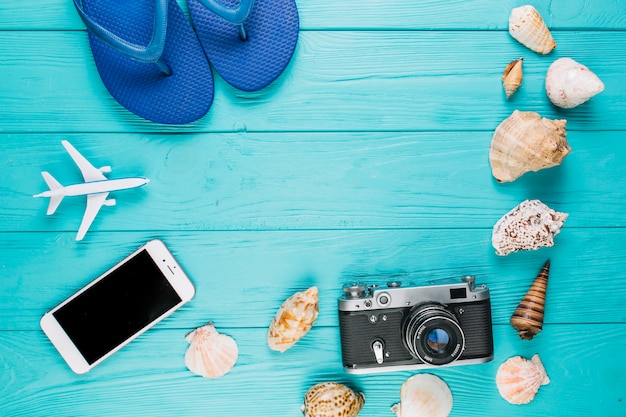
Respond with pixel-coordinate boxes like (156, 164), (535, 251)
(402, 303), (465, 366)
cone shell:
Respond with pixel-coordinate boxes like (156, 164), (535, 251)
(301, 382), (364, 417)
(496, 354), (550, 405)
(492, 199), (568, 256)
(268, 286), (319, 352)
(546, 58), (605, 109)
(510, 261), (550, 340)
(502, 59), (523, 99)
(184, 322), (238, 378)
(509, 5), (556, 54)
(489, 110), (570, 183)
(391, 374), (453, 417)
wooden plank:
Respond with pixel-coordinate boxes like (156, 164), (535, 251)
(0, 31), (623, 132)
(1, 230), (624, 330)
(0, 325), (624, 416)
(3, 132), (626, 232)
(2, 0), (626, 30)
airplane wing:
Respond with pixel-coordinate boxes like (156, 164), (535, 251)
(75, 192), (108, 241)
(62, 140), (107, 182)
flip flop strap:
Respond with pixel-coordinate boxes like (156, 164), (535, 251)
(72, 0), (168, 64)
(195, 0), (254, 25)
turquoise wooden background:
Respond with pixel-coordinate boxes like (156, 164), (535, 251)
(1, 0), (625, 415)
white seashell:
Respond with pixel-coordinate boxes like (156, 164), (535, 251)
(509, 5), (556, 54)
(301, 382), (365, 417)
(492, 199), (568, 256)
(489, 110), (570, 183)
(502, 58), (523, 99)
(268, 286), (319, 352)
(496, 354), (550, 404)
(184, 322), (238, 378)
(391, 373), (453, 417)
(545, 58), (605, 109)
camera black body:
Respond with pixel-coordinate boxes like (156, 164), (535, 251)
(338, 276), (493, 374)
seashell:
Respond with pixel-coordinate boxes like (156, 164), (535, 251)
(492, 199), (568, 256)
(510, 260), (550, 340)
(489, 110), (570, 183)
(268, 286), (319, 352)
(184, 322), (238, 378)
(301, 382), (364, 417)
(391, 373), (453, 417)
(502, 58), (523, 99)
(508, 5), (556, 54)
(496, 354), (550, 405)
(545, 57), (605, 109)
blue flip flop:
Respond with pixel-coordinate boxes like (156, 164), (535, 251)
(73, 0), (214, 124)
(188, 0), (299, 92)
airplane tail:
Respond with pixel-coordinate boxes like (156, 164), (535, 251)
(33, 172), (64, 215)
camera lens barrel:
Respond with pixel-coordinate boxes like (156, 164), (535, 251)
(402, 303), (465, 366)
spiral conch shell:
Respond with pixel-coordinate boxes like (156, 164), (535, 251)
(391, 374), (453, 417)
(502, 58), (523, 99)
(546, 58), (605, 109)
(492, 199), (568, 256)
(301, 382), (364, 417)
(268, 286), (319, 352)
(496, 354), (550, 405)
(489, 110), (570, 183)
(509, 5), (556, 54)
(510, 260), (550, 340)
(184, 322), (238, 378)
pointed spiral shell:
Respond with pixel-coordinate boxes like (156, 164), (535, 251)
(510, 260), (550, 340)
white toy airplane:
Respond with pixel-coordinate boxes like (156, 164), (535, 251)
(33, 140), (149, 241)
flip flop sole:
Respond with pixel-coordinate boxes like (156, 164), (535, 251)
(85, 0), (214, 124)
(189, 0), (299, 92)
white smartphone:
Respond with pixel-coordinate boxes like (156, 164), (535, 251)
(40, 239), (195, 374)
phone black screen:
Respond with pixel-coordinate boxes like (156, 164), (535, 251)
(53, 250), (182, 364)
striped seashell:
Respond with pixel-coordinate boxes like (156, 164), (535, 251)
(502, 58), (523, 99)
(301, 382), (365, 417)
(510, 261), (550, 340)
(267, 286), (319, 352)
(496, 354), (550, 404)
(508, 5), (556, 54)
(184, 322), (238, 378)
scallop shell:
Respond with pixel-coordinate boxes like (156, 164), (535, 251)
(508, 5), (556, 54)
(510, 260), (550, 340)
(184, 322), (238, 378)
(301, 382), (364, 417)
(268, 286), (319, 352)
(545, 57), (605, 109)
(492, 199), (568, 256)
(489, 110), (570, 183)
(496, 354), (550, 405)
(502, 58), (523, 99)
(391, 374), (453, 417)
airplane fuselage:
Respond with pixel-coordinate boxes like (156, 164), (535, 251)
(35, 177), (149, 198)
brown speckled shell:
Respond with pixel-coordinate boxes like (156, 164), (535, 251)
(301, 382), (365, 417)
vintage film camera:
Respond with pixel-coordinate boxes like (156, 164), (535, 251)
(338, 276), (493, 374)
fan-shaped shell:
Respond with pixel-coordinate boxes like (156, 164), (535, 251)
(268, 286), (319, 352)
(509, 5), (556, 54)
(496, 354), (550, 404)
(510, 260), (550, 340)
(489, 110), (570, 183)
(492, 199), (568, 256)
(502, 58), (523, 99)
(546, 58), (605, 109)
(391, 373), (453, 417)
(184, 322), (238, 378)
(301, 382), (364, 417)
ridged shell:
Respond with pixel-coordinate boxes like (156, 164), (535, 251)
(509, 5), (556, 54)
(545, 58), (605, 109)
(301, 382), (365, 417)
(184, 322), (238, 378)
(489, 110), (570, 183)
(268, 286), (319, 352)
(502, 58), (523, 99)
(496, 354), (550, 405)
(510, 260), (550, 340)
(391, 374), (453, 417)
(492, 199), (568, 256)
